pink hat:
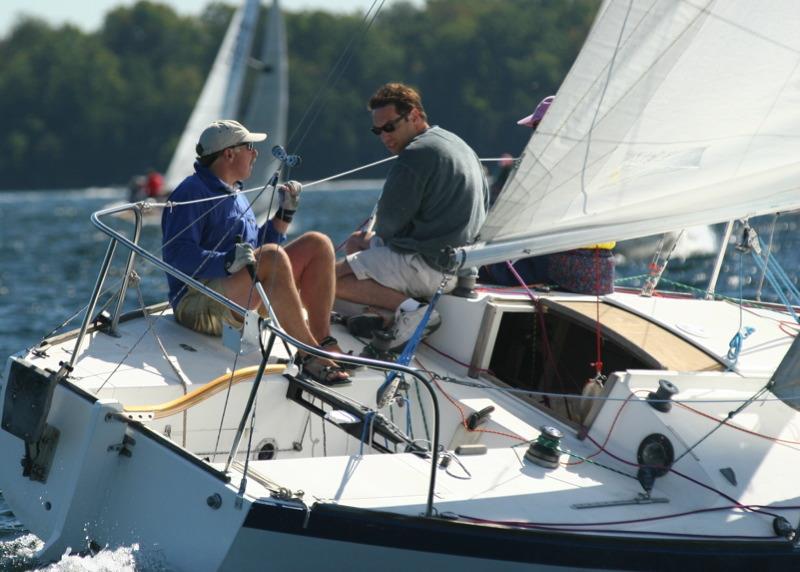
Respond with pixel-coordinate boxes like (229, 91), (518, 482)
(517, 95), (554, 128)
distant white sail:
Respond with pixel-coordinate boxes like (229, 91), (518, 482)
(460, 0), (800, 268)
(242, 0), (290, 220)
(163, 0), (261, 191)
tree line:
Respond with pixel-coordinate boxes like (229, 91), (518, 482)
(0, 0), (599, 190)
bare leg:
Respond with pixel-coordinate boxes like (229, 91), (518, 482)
(284, 232), (336, 343)
(222, 243), (343, 374)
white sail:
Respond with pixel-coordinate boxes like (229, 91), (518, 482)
(242, 0), (290, 219)
(460, 0), (800, 268)
(243, 0), (289, 185)
(163, 0), (261, 191)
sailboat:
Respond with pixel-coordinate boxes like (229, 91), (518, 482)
(118, 0), (287, 223)
(3, 0), (800, 569)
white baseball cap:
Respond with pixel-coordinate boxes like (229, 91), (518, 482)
(195, 120), (267, 157)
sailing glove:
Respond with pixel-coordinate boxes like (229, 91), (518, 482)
(225, 242), (256, 275)
(276, 180), (302, 223)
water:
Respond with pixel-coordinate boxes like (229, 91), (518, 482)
(0, 184), (382, 570)
(0, 185), (798, 569)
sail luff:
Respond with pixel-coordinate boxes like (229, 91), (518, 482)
(472, 0), (800, 267)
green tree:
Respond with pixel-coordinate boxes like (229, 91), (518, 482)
(0, 0), (599, 190)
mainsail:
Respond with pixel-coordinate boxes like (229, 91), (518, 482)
(163, 0), (261, 190)
(459, 0), (800, 268)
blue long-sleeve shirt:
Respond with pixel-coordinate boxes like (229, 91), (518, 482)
(161, 162), (285, 308)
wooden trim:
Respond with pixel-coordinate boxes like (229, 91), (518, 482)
(123, 364), (286, 419)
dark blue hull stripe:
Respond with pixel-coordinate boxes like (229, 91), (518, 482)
(243, 502), (798, 569)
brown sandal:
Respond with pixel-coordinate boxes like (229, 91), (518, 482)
(298, 354), (351, 387)
(319, 336), (363, 372)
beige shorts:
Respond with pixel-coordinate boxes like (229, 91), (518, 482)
(346, 245), (455, 299)
(174, 278), (242, 337)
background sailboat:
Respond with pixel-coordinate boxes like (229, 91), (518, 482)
(163, 0), (288, 222)
(242, 0), (289, 220)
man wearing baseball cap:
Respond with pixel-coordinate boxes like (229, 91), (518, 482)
(162, 119), (349, 385)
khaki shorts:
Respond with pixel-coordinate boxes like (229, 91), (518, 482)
(346, 245), (455, 299)
(174, 278), (242, 337)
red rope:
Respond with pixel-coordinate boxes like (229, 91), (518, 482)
(421, 340), (494, 375)
(414, 356), (527, 443)
(677, 401), (800, 448)
(591, 247), (604, 376)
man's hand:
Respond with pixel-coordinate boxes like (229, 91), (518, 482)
(345, 230), (375, 255)
(225, 242), (256, 274)
(277, 180), (302, 212)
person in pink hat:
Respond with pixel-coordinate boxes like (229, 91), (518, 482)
(481, 95), (616, 294)
(516, 95), (554, 128)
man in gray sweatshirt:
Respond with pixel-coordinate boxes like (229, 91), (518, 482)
(335, 83), (488, 349)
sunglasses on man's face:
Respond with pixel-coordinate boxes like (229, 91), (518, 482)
(370, 112), (409, 135)
(232, 141), (255, 151)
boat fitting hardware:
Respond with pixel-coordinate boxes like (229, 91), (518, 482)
(573, 495), (669, 509)
(525, 426), (563, 468)
(455, 444), (487, 456)
(92, 310), (120, 338)
(719, 467), (737, 486)
(107, 434), (136, 458)
(637, 433), (674, 481)
(20, 425), (60, 483)
(772, 516), (800, 544)
(2, 358), (65, 443)
(647, 379), (679, 413)
(467, 405), (494, 430)
(207, 493), (222, 510)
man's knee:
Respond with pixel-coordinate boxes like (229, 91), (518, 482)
(255, 243), (281, 257)
(255, 244), (291, 276)
(299, 231), (334, 256)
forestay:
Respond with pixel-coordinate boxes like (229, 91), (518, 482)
(163, 0), (261, 190)
(459, 0), (800, 268)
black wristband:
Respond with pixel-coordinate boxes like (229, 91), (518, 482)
(276, 208), (295, 223)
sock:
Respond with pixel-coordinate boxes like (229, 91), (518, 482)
(398, 298), (423, 313)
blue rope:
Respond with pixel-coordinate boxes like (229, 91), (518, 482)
(726, 252), (753, 369)
(750, 241), (800, 323)
(727, 326), (755, 364)
(359, 411), (374, 456)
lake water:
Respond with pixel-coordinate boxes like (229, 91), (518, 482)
(0, 185), (798, 570)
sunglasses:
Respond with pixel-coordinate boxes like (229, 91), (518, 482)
(370, 112), (409, 135)
(232, 141), (255, 151)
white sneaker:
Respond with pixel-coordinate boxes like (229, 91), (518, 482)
(386, 305), (441, 352)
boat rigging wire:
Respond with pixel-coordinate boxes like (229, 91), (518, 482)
(641, 230), (685, 296)
(755, 213), (779, 301)
(131, 272), (190, 446)
(286, 0), (388, 154)
(33, 275), (125, 349)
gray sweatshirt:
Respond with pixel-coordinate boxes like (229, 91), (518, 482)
(375, 126), (489, 271)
